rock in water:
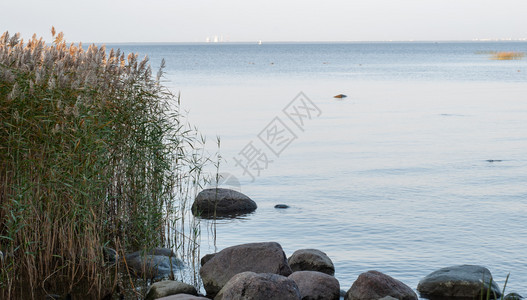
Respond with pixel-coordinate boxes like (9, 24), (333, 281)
(289, 271), (340, 300)
(215, 272), (301, 300)
(200, 242), (292, 298)
(275, 204), (290, 209)
(345, 270), (417, 300)
(417, 265), (501, 299)
(191, 188), (257, 217)
(124, 248), (183, 280)
(145, 281), (198, 300)
(288, 249), (335, 276)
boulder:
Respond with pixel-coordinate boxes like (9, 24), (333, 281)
(156, 295), (209, 300)
(345, 270), (417, 300)
(215, 272), (301, 300)
(124, 248), (183, 280)
(289, 271), (340, 300)
(200, 253), (216, 266)
(417, 265), (501, 299)
(192, 188), (257, 217)
(200, 242), (292, 297)
(145, 281), (197, 300)
(288, 249), (335, 276)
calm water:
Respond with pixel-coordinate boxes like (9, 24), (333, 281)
(114, 42), (527, 295)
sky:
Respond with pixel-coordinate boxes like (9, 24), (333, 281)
(2, 0), (527, 43)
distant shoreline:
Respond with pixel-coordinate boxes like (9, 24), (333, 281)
(89, 40), (527, 46)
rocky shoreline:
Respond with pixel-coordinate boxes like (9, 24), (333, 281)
(134, 241), (521, 300)
(102, 188), (524, 299)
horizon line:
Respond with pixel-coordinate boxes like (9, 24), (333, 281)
(85, 38), (527, 45)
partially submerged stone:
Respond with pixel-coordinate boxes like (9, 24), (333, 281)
(289, 270), (340, 300)
(200, 242), (292, 298)
(124, 248), (183, 280)
(145, 281), (197, 300)
(191, 188), (257, 218)
(288, 249), (335, 276)
(215, 272), (301, 300)
(417, 265), (501, 300)
(345, 270), (417, 300)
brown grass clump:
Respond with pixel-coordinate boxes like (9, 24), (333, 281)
(491, 51), (525, 60)
(0, 29), (208, 298)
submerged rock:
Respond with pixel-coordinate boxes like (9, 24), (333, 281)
(215, 272), (301, 300)
(124, 248), (183, 280)
(191, 188), (257, 218)
(275, 204), (290, 209)
(288, 249), (335, 276)
(417, 265), (501, 299)
(200, 242), (292, 298)
(345, 270), (417, 300)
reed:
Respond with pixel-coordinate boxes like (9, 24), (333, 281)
(0, 29), (209, 298)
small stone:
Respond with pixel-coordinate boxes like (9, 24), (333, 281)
(275, 204), (290, 209)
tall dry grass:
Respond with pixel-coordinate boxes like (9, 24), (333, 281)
(0, 29), (209, 298)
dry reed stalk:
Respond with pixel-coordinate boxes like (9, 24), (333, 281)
(1, 28), (210, 298)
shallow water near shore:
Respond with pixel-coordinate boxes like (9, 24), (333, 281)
(115, 42), (527, 296)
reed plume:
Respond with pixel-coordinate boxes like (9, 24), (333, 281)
(0, 29), (208, 298)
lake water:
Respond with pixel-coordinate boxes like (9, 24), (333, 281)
(114, 42), (527, 296)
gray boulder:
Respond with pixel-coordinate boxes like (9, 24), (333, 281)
(417, 265), (501, 299)
(156, 295), (209, 300)
(200, 242), (292, 298)
(200, 253), (216, 266)
(124, 248), (183, 280)
(288, 249), (335, 276)
(191, 188), (257, 217)
(215, 272), (301, 300)
(345, 270), (417, 300)
(145, 281), (197, 300)
(289, 271), (340, 300)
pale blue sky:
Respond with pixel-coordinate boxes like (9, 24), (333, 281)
(2, 0), (527, 43)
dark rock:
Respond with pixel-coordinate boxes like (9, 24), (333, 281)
(275, 204), (290, 209)
(156, 294), (210, 300)
(200, 242), (292, 298)
(124, 248), (183, 280)
(345, 270), (417, 300)
(289, 271), (340, 300)
(334, 94), (347, 98)
(417, 265), (501, 299)
(288, 249), (335, 276)
(200, 253), (216, 267)
(505, 293), (524, 300)
(103, 247), (118, 264)
(191, 188), (257, 217)
(215, 272), (301, 300)
(145, 281), (197, 300)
